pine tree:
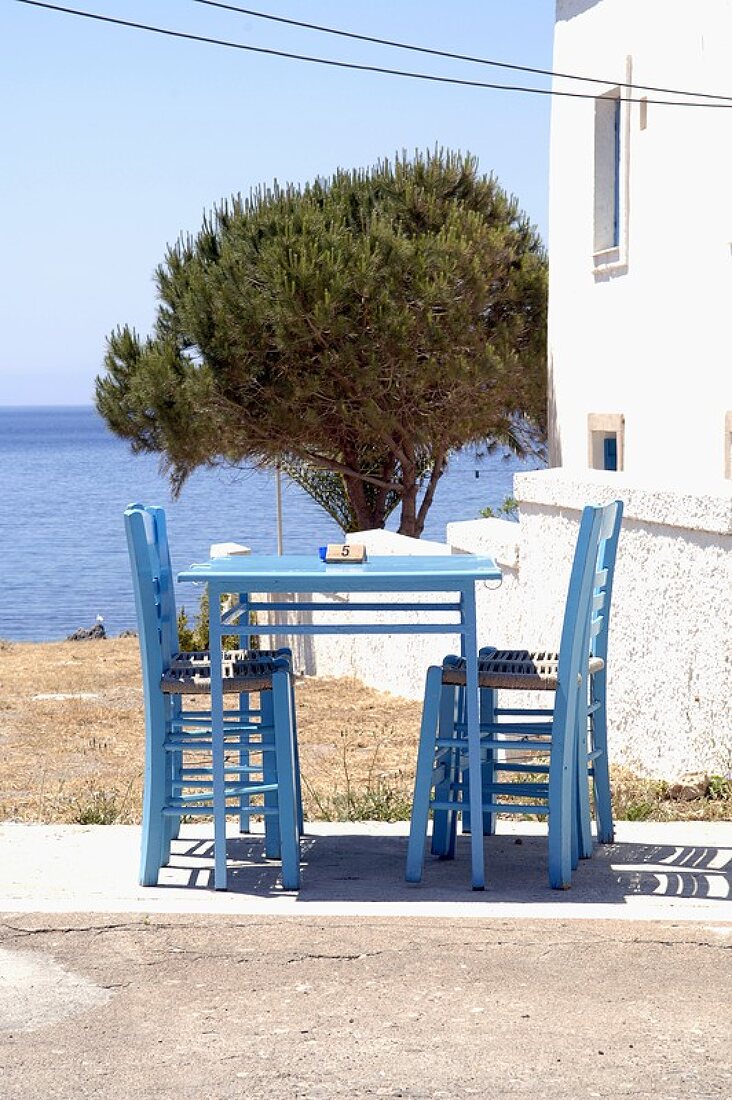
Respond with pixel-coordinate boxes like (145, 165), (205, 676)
(96, 149), (547, 536)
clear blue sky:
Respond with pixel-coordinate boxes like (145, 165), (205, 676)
(1, 1), (554, 405)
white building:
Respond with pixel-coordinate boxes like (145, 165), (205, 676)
(285, 0), (732, 780)
(549, 0), (732, 480)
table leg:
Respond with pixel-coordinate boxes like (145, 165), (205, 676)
(462, 583), (485, 890)
(209, 584), (228, 890)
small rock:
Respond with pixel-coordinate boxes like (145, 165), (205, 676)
(667, 772), (709, 801)
(66, 623), (106, 642)
(118, 629), (138, 639)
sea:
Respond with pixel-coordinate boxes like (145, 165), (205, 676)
(0, 406), (542, 642)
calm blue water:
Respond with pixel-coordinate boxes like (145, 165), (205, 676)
(0, 406), (541, 641)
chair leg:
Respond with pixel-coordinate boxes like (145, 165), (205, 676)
(480, 687), (497, 836)
(459, 686), (471, 838)
(547, 694), (578, 890)
(590, 673), (614, 843)
(160, 751), (178, 864)
(406, 666), (444, 883)
(575, 705), (594, 861)
(139, 692), (169, 887)
(272, 669), (301, 891)
(238, 690), (252, 834)
(570, 785), (580, 871)
(431, 681), (459, 858)
(443, 743), (460, 862)
(163, 696), (182, 851)
(289, 673), (305, 836)
(261, 691), (280, 860)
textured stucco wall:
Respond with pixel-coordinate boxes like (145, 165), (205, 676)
(503, 471), (732, 778)
(293, 470), (731, 780)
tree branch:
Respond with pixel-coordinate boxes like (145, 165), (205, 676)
(212, 391), (401, 491)
(294, 447), (401, 492)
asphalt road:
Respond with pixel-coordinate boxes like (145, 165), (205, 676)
(1, 914), (730, 1100)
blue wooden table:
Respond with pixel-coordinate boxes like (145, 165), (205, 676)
(177, 553), (502, 890)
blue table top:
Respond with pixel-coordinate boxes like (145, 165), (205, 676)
(178, 552), (501, 592)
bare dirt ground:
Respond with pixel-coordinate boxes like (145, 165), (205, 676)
(0, 638), (421, 824)
(0, 637), (729, 825)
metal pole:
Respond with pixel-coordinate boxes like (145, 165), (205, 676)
(275, 462), (284, 555)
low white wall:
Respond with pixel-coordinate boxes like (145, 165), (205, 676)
(267, 472), (732, 780)
(505, 470), (732, 780)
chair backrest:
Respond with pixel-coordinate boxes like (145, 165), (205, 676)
(124, 504), (180, 695)
(556, 500), (623, 701)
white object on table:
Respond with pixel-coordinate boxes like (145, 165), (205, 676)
(209, 542), (251, 558)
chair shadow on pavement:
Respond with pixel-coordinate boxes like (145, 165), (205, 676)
(161, 828), (732, 908)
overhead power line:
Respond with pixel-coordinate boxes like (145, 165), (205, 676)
(191, 0), (732, 105)
(16, 1), (732, 108)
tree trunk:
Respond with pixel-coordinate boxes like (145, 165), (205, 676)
(397, 451), (420, 538)
(343, 472), (382, 532)
(369, 456), (397, 529)
(397, 451), (448, 539)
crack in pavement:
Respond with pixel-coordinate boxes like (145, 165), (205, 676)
(0, 921), (152, 939)
(285, 951), (387, 963)
(1, 922), (729, 960)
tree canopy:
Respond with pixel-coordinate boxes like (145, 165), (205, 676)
(96, 149), (547, 536)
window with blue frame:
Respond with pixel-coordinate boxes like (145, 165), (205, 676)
(588, 414), (624, 471)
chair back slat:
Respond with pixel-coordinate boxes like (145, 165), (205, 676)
(591, 585), (607, 634)
(599, 502), (618, 540)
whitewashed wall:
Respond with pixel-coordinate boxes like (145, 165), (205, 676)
(283, 469), (731, 780)
(549, 0), (732, 478)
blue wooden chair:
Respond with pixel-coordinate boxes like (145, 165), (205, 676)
(406, 501), (622, 890)
(456, 497), (624, 858)
(124, 504), (301, 890)
(126, 502), (303, 839)
(580, 498), (624, 848)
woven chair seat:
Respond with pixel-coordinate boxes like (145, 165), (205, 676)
(161, 649), (285, 695)
(441, 649), (605, 691)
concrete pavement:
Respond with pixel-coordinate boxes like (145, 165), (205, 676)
(2, 819), (731, 921)
(1, 821), (730, 1099)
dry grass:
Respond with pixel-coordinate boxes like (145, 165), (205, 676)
(610, 766), (731, 823)
(0, 638), (729, 824)
(0, 638), (421, 824)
